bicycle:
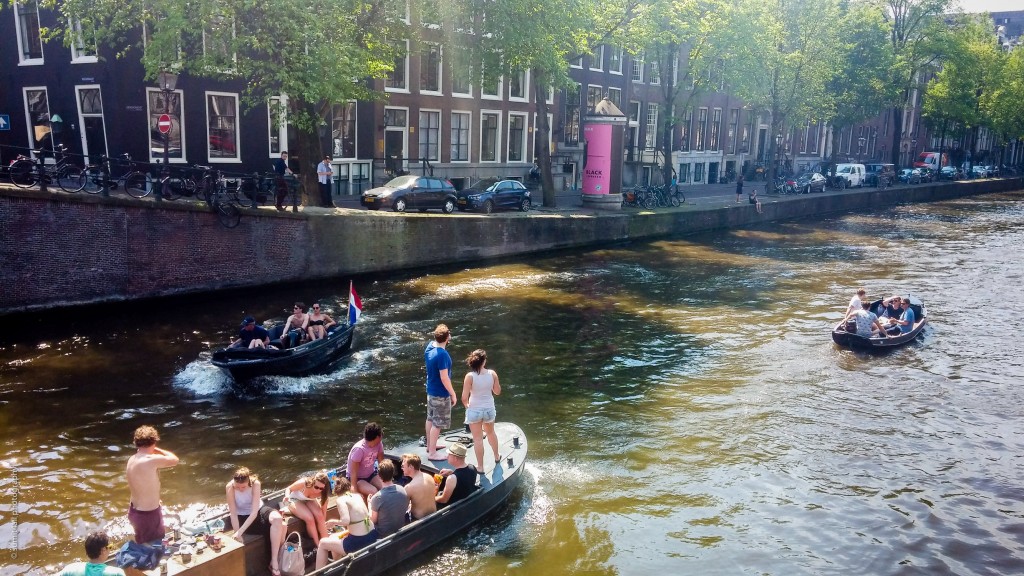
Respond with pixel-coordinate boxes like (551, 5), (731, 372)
(8, 144), (87, 193)
(82, 153), (150, 197)
(196, 166), (241, 228)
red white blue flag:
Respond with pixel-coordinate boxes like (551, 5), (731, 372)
(348, 281), (362, 326)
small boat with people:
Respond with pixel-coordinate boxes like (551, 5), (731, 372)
(107, 422), (527, 576)
(210, 283), (362, 382)
(832, 294), (927, 350)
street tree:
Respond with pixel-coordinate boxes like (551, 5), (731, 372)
(988, 46), (1024, 165)
(30, 0), (405, 205)
(723, 0), (843, 186)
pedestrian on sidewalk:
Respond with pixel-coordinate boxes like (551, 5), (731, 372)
(317, 155), (334, 208)
(735, 174), (744, 203)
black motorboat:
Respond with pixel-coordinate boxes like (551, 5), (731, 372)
(832, 296), (927, 350)
(210, 322), (356, 381)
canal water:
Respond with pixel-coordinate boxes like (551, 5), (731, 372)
(2, 191), (1023, 575)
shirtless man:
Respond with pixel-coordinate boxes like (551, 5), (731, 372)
(126, 425), (179, 544)
(400, 454), (436, 520)
(279, 302), (309, 349)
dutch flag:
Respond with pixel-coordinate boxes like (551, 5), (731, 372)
(348, 281), (362, 326)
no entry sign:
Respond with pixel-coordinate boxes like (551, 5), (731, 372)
(158, 114), (172, 134)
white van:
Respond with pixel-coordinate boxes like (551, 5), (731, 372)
(833, 163), (866, 188)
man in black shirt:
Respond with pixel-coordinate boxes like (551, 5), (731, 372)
(435, 443), (477, 508)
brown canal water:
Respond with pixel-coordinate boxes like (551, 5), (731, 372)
(2, 192), (1024, 575)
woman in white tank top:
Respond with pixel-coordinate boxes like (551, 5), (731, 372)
(461, 349), (502, 472)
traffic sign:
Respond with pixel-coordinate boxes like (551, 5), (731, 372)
(158, 114), (171, 134)
(0, 114), (10, 131)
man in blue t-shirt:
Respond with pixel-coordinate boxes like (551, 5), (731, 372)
(424, 324), (457, 460)
(894, 299), (916, 334)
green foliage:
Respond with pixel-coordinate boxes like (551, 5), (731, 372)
(826, 2), (898, 129)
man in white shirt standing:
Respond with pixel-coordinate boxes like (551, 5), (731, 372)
(845, 288), (867, 317)
(317, 155), (334, 208)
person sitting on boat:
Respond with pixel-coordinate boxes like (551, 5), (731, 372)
(880, 296), (902, 319)
(893, 298), (916, 334)
(845, 288), (867, 318)
(277, 302), (310, 349)
(306, 303), (336, 341)
(314, 477), (379, 569)
(369, 460), (409, 537)
(399, 454), (437, 520)
(845, 302), (889, 338)
(435, 443), (478, 508)
(348, 422), (385, 502)
(231, 316), (271, 349)
(226, 467), (286, 576)
(284, 471), (331, 543)
(58, 530), (126, 576)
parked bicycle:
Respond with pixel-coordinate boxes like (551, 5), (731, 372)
(193, 165), (241, 228)
(81, 153), (149, 197)
(7, 144), (87, 193)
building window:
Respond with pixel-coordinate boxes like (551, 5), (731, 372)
(418, 110), (440, 161)
(570, 55), (583, 68)
(728, 109), (739, 154)
(694, 162), (704, 182)
(628, 101), (640, 123)
(508, 113), (526, 162)
(742, 116), (753, 153)
(609, 46), (623, 74)
(680, 108), (691, 152)
(420, 43), (441, 93)
(481, 69), (502, 99)
(268, 96), (287, 157)
(386, 41), (408, 91)
(650, 59), (660, 85)
(450, 111), (470, 161)
(631, 54), (644, 83)
(76, 86), (107, 160)
(451, 46), (472, 96)
(23, 87), (50, 152)
(419, 0), (440, 27)
(587, 85), (603, 113)
(695, 108), (707, 151)
(590, 45), (604, 71)
(480, 112), (500, 162)
(15, 1), (43, 63)
(147, 88), (184, 162)
(564, 84), (581, 145)
(608, 87), (621, 109)
(331, 101), (356, 159)
(709, 108), (721, 151)
(509, 70), (528, 100)
(206, 92), (239, 161)
(70, 19), (98, 61)
(645, 104), (658, 149)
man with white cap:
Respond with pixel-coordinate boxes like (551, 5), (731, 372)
(434, 442), (478, 507)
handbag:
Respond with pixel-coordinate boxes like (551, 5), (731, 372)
(278, 531), (305, 576)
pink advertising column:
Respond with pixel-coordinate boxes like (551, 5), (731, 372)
(582, 97), (627, 211)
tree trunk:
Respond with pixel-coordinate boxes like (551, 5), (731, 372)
(532, 69), (556, 208)
(889, 106), (903, 166)
(291, 98), (322, 207)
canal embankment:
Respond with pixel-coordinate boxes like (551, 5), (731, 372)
(1, 178), (1021, 315)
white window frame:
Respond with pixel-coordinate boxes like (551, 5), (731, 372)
(546, 86), (554, 105)
(587, 84), (603, 112)
(481, 70), (503, 101)
(146, 87), (186, 164)
(419, 0), (441, 28)
(450, 111), (471, 162)
(420, 42), (443, 95)
(386, 39), (410, 94)
(70, 19), (98, 63)
(14, 0), (43, 65)
(330, 101), (358, 160)
(74, 85), (108, 160)
(479, 110), (502, 163)
(570, 55), (583, 69)
(22, 86), (50, 156)
(451, 47), (473, 98)
(589, 45), (604, 71)
(645, 103), (658, 149)
(205, 90), (241, 163)
(650, 59), (660, 85)
(418, 108), (442, 162)
(608, 87), (621, 110)
(631, 54), (644, 83)
(268, 95), (288, 158)
(609, 46), (623, 75)
(507, 112), (528, 163)
(508, 70), (529, 102)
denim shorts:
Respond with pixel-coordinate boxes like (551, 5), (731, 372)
(465, 407), (496, 424)
(426, 395), (452, 428)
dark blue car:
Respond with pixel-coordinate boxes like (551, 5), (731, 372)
(456, 178), (532, 213)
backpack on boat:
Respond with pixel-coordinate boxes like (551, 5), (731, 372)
(279, 531), (305, 576)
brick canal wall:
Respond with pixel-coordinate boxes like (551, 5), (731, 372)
(1, 178), (1021, 315)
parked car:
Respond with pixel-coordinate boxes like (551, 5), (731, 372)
(796, 171), (827, 194)
(898, 168), (922, 184)
(918, 167), (936, 183)
(864, 163), (896, 187)
(984, 165), (999, 176)
(456, 178), (532, 213)
(939, 166), (963, 180)
(971, 165), (990, 178)
(360, 175), (458, 213)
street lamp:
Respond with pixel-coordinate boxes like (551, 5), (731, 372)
(157, 70), (179, 202)
(857, 136), (866, 162)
